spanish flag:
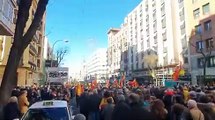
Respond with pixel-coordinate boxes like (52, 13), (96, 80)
(91, 80), (97, 90)
(105, 80), (110, 88)
(119, 75), (125, 88)
(76, 83), (82, 96)
(172, 63), (185, 81)
(114, 79), (119, 87)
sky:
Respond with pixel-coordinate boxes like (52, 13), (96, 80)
(46, 0), (142, 74)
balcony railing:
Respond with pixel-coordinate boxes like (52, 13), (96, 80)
(29, 44), (38, 55)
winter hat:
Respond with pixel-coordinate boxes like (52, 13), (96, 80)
(189, 91), (197, 99)
(74, 114), (86, 120)
(117, 89), (123, 94)
(118, 94), (125, 101)
(187, 99), (197, 109)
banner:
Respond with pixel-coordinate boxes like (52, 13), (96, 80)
(47, 67), (69, 83)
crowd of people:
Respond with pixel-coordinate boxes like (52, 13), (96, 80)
(3, 84), (71, 120)
(3, 83), (215, 120)
(76, 85), (215, 120)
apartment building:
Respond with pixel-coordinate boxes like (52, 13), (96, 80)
(108, 0), (188, 84)
(186, 0), (215, 84)
(0, 0), (46, 86)
(44, 37), (53, 60)
(107, 23), (128, 77)
(0, 0), (16, 36)
(80, 60), (87, 81)
(86, 48), (108, 83)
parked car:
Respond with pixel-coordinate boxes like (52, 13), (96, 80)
(21, 100), (73, 120)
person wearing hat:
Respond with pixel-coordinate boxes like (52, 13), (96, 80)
(187, 99), (204, 120)
(74, 114), (86, 120)
(18, 90), (29, 116)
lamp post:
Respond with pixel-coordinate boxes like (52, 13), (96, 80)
(51, 39), (68, 67)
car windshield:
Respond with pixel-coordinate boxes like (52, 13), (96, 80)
(22, 107), (69, 120)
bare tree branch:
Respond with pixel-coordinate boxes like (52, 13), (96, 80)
(13, 0), (33, 48)
(22, 0), (49, 50)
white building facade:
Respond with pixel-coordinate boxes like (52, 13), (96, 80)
(107, 24), (128, 77)
(107, 0), (189, 83)
(86, 48), (108, 82)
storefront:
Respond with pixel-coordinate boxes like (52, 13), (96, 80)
(196, 75), (215, 85)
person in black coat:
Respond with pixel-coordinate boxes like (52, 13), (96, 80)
(112, 95), (131, 120)
(88, 90), (101, 120)
(4, 96), (20, 120)
(127, 93), (155, 120)
(79, 91), (90, 120)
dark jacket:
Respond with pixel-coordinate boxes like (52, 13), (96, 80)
(4, 102), (20, 120)
(79, 93), (90, 119)
(88, 94), (101, 112)
(112, 101), (131, 120)
(198, 103), (215, 120)
(128, 103), (155, 120)
(102, 103), (114, 120)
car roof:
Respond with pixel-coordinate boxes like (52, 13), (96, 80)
(29, 100), (68, 109)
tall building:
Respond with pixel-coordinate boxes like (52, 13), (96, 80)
(107, 24), (128, 77)
(80, 60), (87, 81)
(0, 0), (16, 36)
(185, 0), (215, 84)
(86, 48), (108, 83)
(43, 37), (53, 60)
(108, 0), (184, 79)
(0, 0), (46, 86)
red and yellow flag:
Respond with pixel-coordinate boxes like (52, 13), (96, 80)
(105, 80), (110, 88)
(120, 75), (125, 88)
(172, 62), (185, 81)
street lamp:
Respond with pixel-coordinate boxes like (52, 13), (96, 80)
(51, 39), (69, 67)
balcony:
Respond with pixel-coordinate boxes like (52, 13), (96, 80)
(0, 0), (16, 36)
(33, 31), (39, 41)
(29, 44), (38, 55)
(28, 61), (37, 71)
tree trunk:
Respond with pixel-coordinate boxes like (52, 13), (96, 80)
(0, 0), (48, 104)
(0, 44), (23, 104)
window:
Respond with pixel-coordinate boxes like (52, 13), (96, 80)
(203, 3), (210, 14)
(192, 0), (198, 4)
(162, 31), (167, 41)
(141, 41), (144, 50)
(162, 17), (166, 28)
(146, 15), (149, 23)
(178, 0), (183, 3)
(146, 28), (149, 36)
(179, 8), (185, 21)
(204, 20), (212, 31)
(184, 57), (188, 64)
(163, 47), (167, 53)
(147, 39), (150, 47)
(196, 41), (204, 51)
(153, 21), (157, 33)
(193, 8), (200, 19)
(181, 36), (187, 49)
(195, 24), (202, 34)
(180, 22), (185, 35)
(161, 4), (165, 16)
(152, 1), (156, 7)
(208, 56), (215, 67)
(206, 38), (213, 49)
(142, 63), (144, 69)
(0, 0), (3, 11)
(154, 35), (157, 44)
(145, 4), (148, 12)
(153, 11), (156, 21)
(197, 58), (204, 68)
